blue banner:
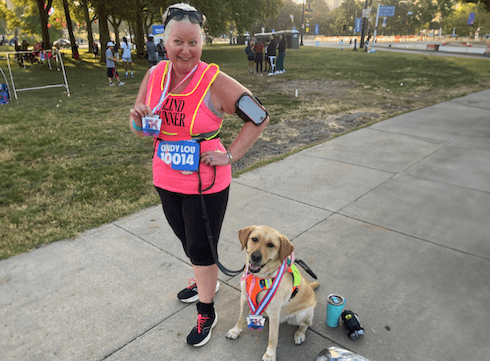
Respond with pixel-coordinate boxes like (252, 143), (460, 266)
(152, 25), (165, 35)
(468, 12), (475, 26)
(314, 24), (320, 35)
(355, 18), (362, 33)
(379, 6), (395, 17)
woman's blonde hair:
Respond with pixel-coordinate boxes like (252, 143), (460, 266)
(162, 3), (207, 44)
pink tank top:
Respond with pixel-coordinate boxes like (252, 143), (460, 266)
(146, 61), (231, 195)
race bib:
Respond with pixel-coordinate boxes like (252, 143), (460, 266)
(157, 140), (200, 172)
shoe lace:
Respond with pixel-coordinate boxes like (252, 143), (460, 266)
(197, 314), (210, 334)
(187, 278), (197, 290)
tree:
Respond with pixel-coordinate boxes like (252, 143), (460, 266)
(304, 0), (332, 35)
(444, 1), (490, 36)
(61, 0), (77, 58)
(263, 0), (302, 33)
(34, 0), (53, 48)
(90, 0), (110, 62)
(79, 0), (95, 54)
(331, 6), (348, 34)
(462, 0), (490, 12)
(1, 1), (25, 35)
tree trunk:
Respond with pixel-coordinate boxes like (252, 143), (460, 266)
(81, 0), (94, 53)
(62, 0), (78, 59)
(96, 2), (110, 63)
(35, 0), (52, 49)
(135, 8), (145, 58)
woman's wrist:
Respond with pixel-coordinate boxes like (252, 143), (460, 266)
(226, 149), (233, 164)
(132, 119), (143, 131)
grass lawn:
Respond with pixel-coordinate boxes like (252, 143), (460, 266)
(1, 44), (489, 260)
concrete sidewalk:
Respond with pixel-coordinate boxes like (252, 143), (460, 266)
(1, 89), (490, 361)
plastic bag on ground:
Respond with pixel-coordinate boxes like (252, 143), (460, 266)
(315, 347), (371, 361)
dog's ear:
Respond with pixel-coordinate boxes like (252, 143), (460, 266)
(278, 233), (295, 262)
(238, 226), (256, 251)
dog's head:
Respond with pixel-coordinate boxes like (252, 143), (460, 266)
(238, 225), (294, 276)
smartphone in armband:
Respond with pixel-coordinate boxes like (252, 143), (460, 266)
(235, 93), (268, 126)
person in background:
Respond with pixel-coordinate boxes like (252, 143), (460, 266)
(263, 39), (270, 73)
(157, 38), (166, 62)
(244, 40), (255, 73)
(72, 43), (80, 62)
(120, 37), (134, 77)
(146, 34), (157, 67)
(276, 34), (286, 74)
(93, 42), (99, 59)
(266, 35), (276, 75)
(253, 39), (264, 76)
(129, 2), (269, 348)
(106, 41), (124, 86)
(53, 41), (61, 71)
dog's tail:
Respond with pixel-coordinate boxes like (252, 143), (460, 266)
(310, 281), (320, 290)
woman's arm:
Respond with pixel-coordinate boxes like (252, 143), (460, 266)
(129, 69), (153, 137)
(201, 72), (269, 167)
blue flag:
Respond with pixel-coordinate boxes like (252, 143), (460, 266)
(355, 18), (362, 33)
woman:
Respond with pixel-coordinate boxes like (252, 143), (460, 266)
(120, 37), (134, 77)
(276, 34), (286, 74)
(244, 40), (255, 73)
(253, 39), (265, 76)
(129, 3), (268, 347)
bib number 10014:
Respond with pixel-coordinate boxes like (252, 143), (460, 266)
(157, 140), (200, 172)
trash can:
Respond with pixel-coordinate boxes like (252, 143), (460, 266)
(289, 31), (300, 49)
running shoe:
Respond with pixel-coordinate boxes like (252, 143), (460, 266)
(186, 310), (218, 347)
(177, 279), (220, 303)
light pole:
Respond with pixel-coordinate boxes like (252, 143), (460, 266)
(300, 0), (305, 46)
(360, 0), (368, 48)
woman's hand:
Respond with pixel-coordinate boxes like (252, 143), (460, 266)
(200, 150), (230, 167)
(130, 103), (153, 119)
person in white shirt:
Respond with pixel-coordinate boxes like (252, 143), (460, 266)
(120, 37), (134, 77)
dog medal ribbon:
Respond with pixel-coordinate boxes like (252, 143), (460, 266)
(245, 259), (289, 331)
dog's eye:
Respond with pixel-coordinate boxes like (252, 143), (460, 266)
(267, 242), (274, 248)
(252, 237), (259, 243)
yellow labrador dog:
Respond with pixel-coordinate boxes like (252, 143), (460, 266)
(226, 225), (319, 361)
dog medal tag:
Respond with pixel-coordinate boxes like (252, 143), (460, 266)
(142, 115), (162, 137)
(247, 315), (265, 331)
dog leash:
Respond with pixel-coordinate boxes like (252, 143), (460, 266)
(198, 166), (245, 277)
(295, 259), (318, 279)
(197, 166), (315, 279)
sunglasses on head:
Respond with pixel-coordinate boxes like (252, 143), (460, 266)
(164, 8), (204, 27)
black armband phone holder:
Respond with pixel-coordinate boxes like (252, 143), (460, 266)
(235, 92), (268, 126)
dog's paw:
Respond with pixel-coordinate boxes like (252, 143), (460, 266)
(262, 349), (277, 361)
(294, 330), (306, 344)
(226, 327), (241, 339)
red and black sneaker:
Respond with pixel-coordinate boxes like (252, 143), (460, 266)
(186, 309), (218, 347)
(177, 278), (220, 303)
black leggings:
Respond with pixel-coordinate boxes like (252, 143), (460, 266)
(255, 53), (263, 73)
(155, 186), (230, 266)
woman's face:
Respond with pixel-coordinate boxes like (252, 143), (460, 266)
(166, 21), (202, 74)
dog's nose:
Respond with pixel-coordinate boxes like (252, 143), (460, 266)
(251, 251), (262, 264)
